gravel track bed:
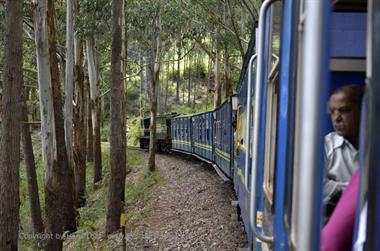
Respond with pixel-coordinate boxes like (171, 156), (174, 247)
(130, 151), (247, 250)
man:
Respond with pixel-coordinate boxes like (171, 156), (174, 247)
(324, 84), (364, 209)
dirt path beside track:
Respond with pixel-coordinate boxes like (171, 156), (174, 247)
(128, 151), (247, 251)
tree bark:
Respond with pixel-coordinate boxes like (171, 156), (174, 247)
(86, 75), (94, 162)
(64, 0), (75, 204)
(187, 54), (191, 106)
(21, 91), (44, 237)
(213, 26), (221, 108)
(0, 0), (23, 249)
(164, 56), (170, 112)
(147, 13), (161, 172)
(176, 39), (181, 104)
(139, 55), (145, 117)
(47, 0), (77, 233)
(106, 0), (127, 233)
(224, 1), (233, 98)
(33, 0), (63, 249)
(73, 0), (87, 207)
(148, 61), (158, 172)
(86, 38), (102, 183)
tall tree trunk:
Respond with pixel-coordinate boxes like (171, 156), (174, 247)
(182, 55), (186, 103)
(240, 4), (246, 51)
(86, 38), (102, 183)
(73, 52), (87, 207)
(21, 92), (44, 237)
(193, 54), (198, 109)
(65, 0), (75, 209)
(146, 55), (152, 105)
(47, 0), (77, 233)
(224, 1), (232, 98)
(148, 60), (158, 172)
(206, 54), (212, 106)
(148, 22), (161, 171)
(139, 55), (145, 117)
(157, 76), (161, 114)
(187, 54), (191, 106)
(213, 26), (221, 108)
(86, 75), (94, 162)
(73, 0), (87, 207)
(0, 0), (23, 249)
(176, 39), (181, 103)
(33, 0), (63, 249)
(164, 56), (170, 112)
(106, 0), (127, 233)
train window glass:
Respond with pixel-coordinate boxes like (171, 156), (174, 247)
(263, 73), (280, 205)
(199, 120), (202, 141)
(239, 109), (247, 151)
(270, 2), (282, 57)
(206, 119), (210, 143)
(260, 1), (282, 206)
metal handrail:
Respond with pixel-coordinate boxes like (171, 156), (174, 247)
(244, 53), (257, 188)
(295, 0), (327, 250)
(249, 0), (280, 244)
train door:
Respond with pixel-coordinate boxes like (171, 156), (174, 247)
(276, 1), (368, 250)
(353, 2), (380, 250)
(247, 1), (283, 249)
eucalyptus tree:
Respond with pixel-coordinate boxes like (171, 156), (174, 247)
(64, 0), (75, 201)
(21, 92), (44, 237)
(33, 0), (64, 248)
(0, 0), (23, 249)
(180, 0), (257, 106)
(47, 0), (77, 233)
(73, 0), (87, 207)
(128, 0), (163, 171)
(78, 0), (112, 183)
(106, 0), (127, 234)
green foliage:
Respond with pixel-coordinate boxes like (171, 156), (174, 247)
(100, 123), (110, 142)
(127, 117), (141, 147)
(126, 82), (141, 116)
(75, 0), (112, 38)
(62, 145), (161, 250)
(19, 147), (45, 251)
(172, 104), (197, 115)
(183, 60), (207, 80)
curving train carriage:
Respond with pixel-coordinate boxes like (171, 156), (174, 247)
(140, 0), (380, 250)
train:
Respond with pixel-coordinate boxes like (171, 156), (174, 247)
(140, 1), (380, 250)
(139, 113), (177, 152)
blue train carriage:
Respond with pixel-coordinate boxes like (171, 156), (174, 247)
(191, 111), (214, 163)
(244, 1), (377, 251)
(231, 2), (282, 248)
(139, 113), (177, 151)
(213, 96), (236, 179)
(171, 114), (192, 154)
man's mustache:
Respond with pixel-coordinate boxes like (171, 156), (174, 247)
(334, 124), (346, 130)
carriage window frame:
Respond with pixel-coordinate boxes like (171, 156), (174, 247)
(262, 1), (282, 206)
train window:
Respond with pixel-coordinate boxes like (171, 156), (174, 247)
(199, 120), (202, 141)
(260, 1), (282, 206)
(263, 73), (280, 205)
(239, 109), (247, 151)
(206, 119), (209, 143)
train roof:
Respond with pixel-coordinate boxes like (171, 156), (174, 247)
(142, 112), (178, 120)
(171, 110), (214, 120)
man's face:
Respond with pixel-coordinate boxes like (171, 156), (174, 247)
(328, 91), (360, 141)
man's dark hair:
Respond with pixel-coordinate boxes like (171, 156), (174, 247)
(331, 84), (365, 106)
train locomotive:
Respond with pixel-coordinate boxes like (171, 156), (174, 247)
(140, 0), (380, 250)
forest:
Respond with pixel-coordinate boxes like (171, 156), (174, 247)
(0, 0), (258, 250)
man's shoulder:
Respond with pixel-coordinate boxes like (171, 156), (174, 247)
(325, 132), (345, 152)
